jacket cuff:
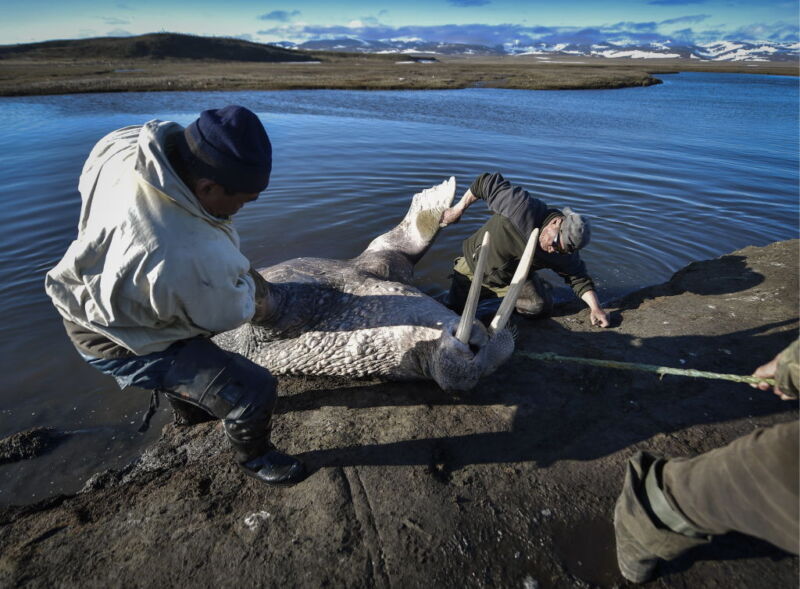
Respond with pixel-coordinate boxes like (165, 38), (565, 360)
(572, 280), (595, 299)
(469, 173), (493, 200)
(775, 339), (799, 398)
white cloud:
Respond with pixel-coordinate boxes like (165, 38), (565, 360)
(259, 10), (301, 22)
(257, 17), (799, 46)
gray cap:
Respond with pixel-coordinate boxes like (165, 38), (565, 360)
(559, 207), (590, 253)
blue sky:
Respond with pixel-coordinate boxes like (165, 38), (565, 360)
(1, 0), (797, 46)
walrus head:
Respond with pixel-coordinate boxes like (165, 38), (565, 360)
(417, 316), (516, 392)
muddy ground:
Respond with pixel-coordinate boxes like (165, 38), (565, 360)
(1, 239), (797, 588)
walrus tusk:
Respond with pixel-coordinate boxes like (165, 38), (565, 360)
(455, 232), (491, 344)
(490, 227), (539, 333)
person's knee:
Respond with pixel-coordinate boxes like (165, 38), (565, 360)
(515, 277), (553, 318)
(219, 358), (277, 423)
(164, 394), (216, 426)
(161, 340), (277, 422)
(515, 296), (549, 318)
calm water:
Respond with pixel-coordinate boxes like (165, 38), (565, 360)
(0, 73), (797, 504)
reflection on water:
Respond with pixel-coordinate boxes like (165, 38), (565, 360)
(0, 73), (797, 504)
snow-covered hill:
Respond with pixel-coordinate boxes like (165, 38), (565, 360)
(277, 37), (799, 62)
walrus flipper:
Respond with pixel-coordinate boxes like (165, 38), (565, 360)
(355, 177), (455, 282)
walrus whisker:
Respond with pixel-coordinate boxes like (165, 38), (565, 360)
(456, 231), (490, 344)
(490, 227), (539, 333)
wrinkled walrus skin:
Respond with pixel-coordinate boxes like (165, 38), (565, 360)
(214, 178), (514, 391)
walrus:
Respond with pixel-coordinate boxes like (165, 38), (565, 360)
(214, 177), (535, 391)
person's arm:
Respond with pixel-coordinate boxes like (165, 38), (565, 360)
(580, 289), (610, 328)
(751, 340), (799, 400)
(439, 173), (543, 235)
(439, 188), (478, 226)
(548, 254), (608, 327)
(249, 267), (282, 325)
(581, 290), (611, 327)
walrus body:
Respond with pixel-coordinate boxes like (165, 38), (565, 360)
(215, 178), (515, 391)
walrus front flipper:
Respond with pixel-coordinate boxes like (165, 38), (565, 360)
(355, 177), (455, 282)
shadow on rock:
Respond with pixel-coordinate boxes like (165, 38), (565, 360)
(661, 532), (797, 578)
(619, 254), (764, 309)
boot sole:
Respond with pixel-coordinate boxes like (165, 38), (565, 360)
(237, 462), (307, 486)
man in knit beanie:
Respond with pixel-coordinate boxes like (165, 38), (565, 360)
(440, 172), (610, 327)
(46, 105), (305, 486)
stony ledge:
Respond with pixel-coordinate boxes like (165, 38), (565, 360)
(0, 240), (797, 588)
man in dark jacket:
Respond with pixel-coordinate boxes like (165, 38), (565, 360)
(439, 172), (610, 327)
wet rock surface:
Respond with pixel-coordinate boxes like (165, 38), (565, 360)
(1, 240), (797, 588)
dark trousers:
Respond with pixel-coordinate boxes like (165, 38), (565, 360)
(663, 420), (799, 554)
(84, 338), (277, 462)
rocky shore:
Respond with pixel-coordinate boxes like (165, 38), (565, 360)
(0, 240), (797, 588)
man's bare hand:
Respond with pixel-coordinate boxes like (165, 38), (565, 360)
(752, 353), (797, 401)
(581, 290), (610, 328)
(440, 188), (478, 227)
(248, 267), (277, 325)
(252, 295), (272, 324)
(439, 207), (463, 227)
(590, 308), (610, 328)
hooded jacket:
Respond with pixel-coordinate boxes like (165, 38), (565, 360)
(45, 120), (256, 356)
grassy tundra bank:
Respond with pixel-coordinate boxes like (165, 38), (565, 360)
(0, 33), (796, 96)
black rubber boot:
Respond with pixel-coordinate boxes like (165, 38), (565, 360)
(224, 419), (305, 486)
(156, 339), (305, 485)
(239, 449), (306, 486)
(164, 393), (216, 426)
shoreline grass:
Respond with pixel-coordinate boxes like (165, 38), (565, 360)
(1, 54), (796, 97)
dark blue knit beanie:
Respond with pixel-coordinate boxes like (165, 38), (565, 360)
(182, 105), (271, 193)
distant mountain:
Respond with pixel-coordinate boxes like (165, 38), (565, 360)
(507, 40), (800, 62)
(692, 41), (800, 62)
(0, 33), (314, 62)
(3, 32), (796, 63)
(278, 37), (799, 62)
(275, 37), (505, 56)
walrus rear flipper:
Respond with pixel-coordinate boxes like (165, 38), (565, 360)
(355, 177), (455, 282)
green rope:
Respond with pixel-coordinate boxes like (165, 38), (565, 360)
(515, 351), (776, 386)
